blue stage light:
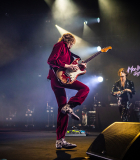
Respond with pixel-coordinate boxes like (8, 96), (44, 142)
(97, 17), (100, 23)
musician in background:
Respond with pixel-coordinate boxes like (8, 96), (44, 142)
(111, 68), (135, 122)
(47, 33), (89, 149)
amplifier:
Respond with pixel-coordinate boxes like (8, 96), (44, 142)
(87, 111), (96, 126)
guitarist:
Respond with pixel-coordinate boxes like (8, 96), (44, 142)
(47, 33), (89, 149)
(111, 68), (135, 122)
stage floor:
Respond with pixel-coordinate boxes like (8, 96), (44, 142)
(0, 130), (100, 160)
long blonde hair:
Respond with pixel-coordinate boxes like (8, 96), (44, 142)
(58, 33), (76, 44)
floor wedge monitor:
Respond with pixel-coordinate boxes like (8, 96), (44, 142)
(86, 122), (140, 160)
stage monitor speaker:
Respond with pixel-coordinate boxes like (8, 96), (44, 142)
(86, 122), (140, 160)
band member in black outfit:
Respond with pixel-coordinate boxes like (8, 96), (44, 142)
(111, 68), (135, 122)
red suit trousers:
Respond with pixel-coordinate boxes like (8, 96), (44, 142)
(51, 76), (89, 140)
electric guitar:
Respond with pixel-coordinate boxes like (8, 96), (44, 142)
(56, 46), (112, 84)
(114, 89), (132, 99)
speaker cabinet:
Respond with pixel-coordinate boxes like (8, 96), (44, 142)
(96, 107), (122, 130)
(86, 122), (140, 160)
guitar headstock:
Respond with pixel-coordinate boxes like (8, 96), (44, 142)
(101, 46), (112, 52)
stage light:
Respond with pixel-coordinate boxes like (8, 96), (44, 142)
(55, 25), (93, 58)
(97, 17), (100, 23)
(83, 21), (95, 40)
(49, 0), (79, 23)
(84, 21), (88, 24)
(98, 76), (103, 82)
(97, 46), (101, 51)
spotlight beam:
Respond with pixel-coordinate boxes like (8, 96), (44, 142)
(55, 25), (94, 58)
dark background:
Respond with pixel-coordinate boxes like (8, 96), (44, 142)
(0, 0), (140, 127)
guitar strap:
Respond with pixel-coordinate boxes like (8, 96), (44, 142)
(71, 52), (81, 60)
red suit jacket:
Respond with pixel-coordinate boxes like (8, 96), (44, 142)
(47, 41), (80, 80)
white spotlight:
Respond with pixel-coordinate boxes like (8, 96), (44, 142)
(84, 21), (88, 24)
(97, 17), (100, 23)
(97, 46), (101, 51)
(98, 76), (103, 82)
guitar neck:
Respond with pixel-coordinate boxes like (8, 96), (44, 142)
(82, 51), (101, 63)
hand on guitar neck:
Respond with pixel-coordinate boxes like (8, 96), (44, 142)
(79, 61), (87, 71)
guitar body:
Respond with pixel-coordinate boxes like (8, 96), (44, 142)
(56, 58), (86, 84)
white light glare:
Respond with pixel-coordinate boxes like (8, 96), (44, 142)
(84, 21), (88, 24)
(97, 17), (100, 23)
(97, 46), (101, 51)
(98, 76), (103, 82)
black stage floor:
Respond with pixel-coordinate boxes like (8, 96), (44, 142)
(0, 129), (100, 160)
